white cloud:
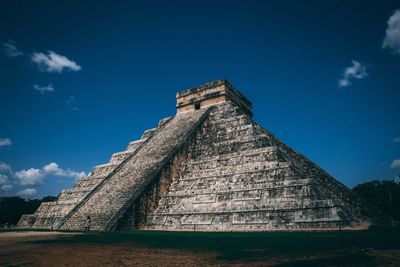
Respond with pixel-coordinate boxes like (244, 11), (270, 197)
(42, 162), (64, 175)
(42, 162), (86, 180)
(338, 79), (350, 87)
(31, 51), (82, 73)
(0, 174), (12, 192)
(14, 168), (44, 186)
(393, 137), (400, 143)
(382, 9), (400, 55)
(0, 138), (12, 147)
(2, 41), (23, 57)
(338, 60), (368, 88)
(0, 162), (12, 173)
(0, 170), (12, 192)
(33, 84), (54, 94)
(71, 171), (86, 180)
(17, 188), (37, 198)
(1, 184), (13, 191)
(390, 159), (400, 168)
(12, 162), (86, 188)
(0, 174), (9, 185)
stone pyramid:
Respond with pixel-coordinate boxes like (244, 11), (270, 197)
(18, 79), (379, 231)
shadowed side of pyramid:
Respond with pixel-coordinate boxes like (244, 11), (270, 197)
(145, 101), (384, 231)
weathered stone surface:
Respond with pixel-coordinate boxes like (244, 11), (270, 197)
(176, 79), (253, 116)
(17, 79), (382, 231)
(146, 102), (370, 231)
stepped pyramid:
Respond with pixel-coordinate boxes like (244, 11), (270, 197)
(18, 79), (380, 231)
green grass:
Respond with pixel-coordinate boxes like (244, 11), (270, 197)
(31, 226), (400, 263)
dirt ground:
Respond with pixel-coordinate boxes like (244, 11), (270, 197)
(0, 231), (238, 267)
(0, 231), (399, 267)
(0, 232), (204, 266)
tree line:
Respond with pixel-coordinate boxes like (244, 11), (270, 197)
(0, 195), (57, 227)
(353, 180), (400, 223)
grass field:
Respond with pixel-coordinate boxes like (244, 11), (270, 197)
(1, 227), (400, 266)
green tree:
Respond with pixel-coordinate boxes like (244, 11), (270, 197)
(353, 180), (400, 222)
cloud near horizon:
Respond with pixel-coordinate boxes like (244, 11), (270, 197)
(338, 60), (368, 88)
(16, 188), (37, 198)
(0, 174), (9, 186)
(1, 161), (86, 197)
(0, 163), (13, 192)
(14, 168), (44, 186)
(0, 173), (12, 192)
(1, 184), (13, 191)
(390, 159), (400, 168)
(42, 162), (86, 180)
(14, 162), (87, 186)
(31, 50), (82, 73)
(382, 9), (400, 55)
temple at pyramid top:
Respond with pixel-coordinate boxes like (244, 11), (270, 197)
(176, 79), (253, 117)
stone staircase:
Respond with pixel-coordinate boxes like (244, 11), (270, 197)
(17, 116), (171, 229)
(58, 108), (211, 231)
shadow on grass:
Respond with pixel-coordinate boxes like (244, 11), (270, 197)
(31, 226), (400, 263)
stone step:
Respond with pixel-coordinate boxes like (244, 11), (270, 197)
(171, 170), (303, 186)
(157, 116), (173, 128)
(141, 128), (157, 139)
(167, 180), (311, 197)
(179, 161), (289, 180)
(190, 137), (274, 157)
(153, 199), (336, 215)
(126, 139), (147, 151)
(146, 205), (341, 230)
(182, 146), (279, 166)
(180, 153), (284, 173)
(109, 150), (133, 164)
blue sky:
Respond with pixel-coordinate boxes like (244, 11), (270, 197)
(0, 1), (399, 198)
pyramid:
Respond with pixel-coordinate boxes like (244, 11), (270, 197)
(18, 79), (380, 231)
